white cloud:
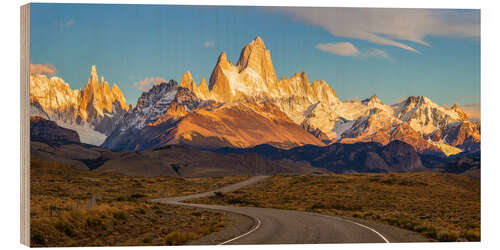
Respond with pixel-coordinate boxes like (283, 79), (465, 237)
(30, 64), (57, 76)
(360, 48), (393, 61)
(133, 77), (168, 92)
(57, 19), (75, 27)
(316, 42), (393, 61)
(64, 20), (75, 27)
(204, 40), (215, 47)
(278, 8), (479, 53)
(316, 42), (359, 56)
(462, 103), (481, 121)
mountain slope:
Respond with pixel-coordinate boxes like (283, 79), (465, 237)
(182, 36), (342, 141)
(29, 37), (480, 155)
(30, 117), (325, 177)
(103, 82), (324, 151)
(178, 37), (478, 155)
(30, 65), (130, 145)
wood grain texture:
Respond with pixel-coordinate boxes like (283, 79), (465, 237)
(20, 3), (30, 246)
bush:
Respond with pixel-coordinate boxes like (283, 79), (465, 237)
(54, 221), (74, 237)
(437, 230), (458, 242)
(164, 232), (191, 245)
(86, 217), (105, 230)
(461, 230), (480, 241)
(227, 197), (259, 206)
(131, 193), (147, 199)
(31, 231), (45, 245)
(308, 203), (329, 210)
(112, 211), (128, 221)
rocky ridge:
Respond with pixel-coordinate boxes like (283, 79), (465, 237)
(30, 37), (480, 156)
(177, 37), (478, 155)
(30, 65), (130, 145)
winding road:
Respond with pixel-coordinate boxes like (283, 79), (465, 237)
(153, 176), (426, 244)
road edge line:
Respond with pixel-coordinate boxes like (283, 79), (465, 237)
(218, 216), (262, 245)
(317, 214), (390, 243)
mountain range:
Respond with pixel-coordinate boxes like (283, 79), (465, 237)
(30, 116), (479, 178)
(30, 65), (130, 145)
(30, 37), (480, 157)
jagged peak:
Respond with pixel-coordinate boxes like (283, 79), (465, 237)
(451, 103), (462, 111)
(236, 36), (274, 73)
(248, 36), (266, 49)
(451, 103), (468, 120)
(155, 80), (178, 90)
(290, 72), (309, 82)
(91, 65), (97, 77)
(199, 77), (207, 86)
(182, 70), (193, 79)
(180, 70), (194, 89)
(217, 51), (229, 65)
(405, 96), (432, 105)
(362, 94), (383, 105)
(111, 83), (120, 91)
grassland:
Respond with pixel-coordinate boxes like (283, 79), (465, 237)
(30, 158), (247, 247)
(189, 173), (480, 242)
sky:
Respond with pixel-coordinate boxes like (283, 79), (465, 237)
(30, 4), (480, 118)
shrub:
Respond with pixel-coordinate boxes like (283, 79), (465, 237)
(437, 230), (458, 242)
(227, 197), (259, 206)
(309, 203), (329, 210)
(112, 211), (128, 221)
(142, 236), (152, 244)
(54, 221), (74, 237)
(86, 217), (105, 230)
(131, 193), (147, 199)
(164, 232), (191, 245)
(31, 231), (45, 245)
(461, 230), (480, 241)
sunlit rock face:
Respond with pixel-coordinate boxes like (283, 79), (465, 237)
(180, 37), (477, 155)
(30, 65), (130, 145)
(30, 37), (480, 155)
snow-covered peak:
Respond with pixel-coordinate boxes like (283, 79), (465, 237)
(392, 96), (466, 135)
(204, 37), (340, 106)
(362, 94), (383, 106)
(116, 80), (201, 131)
(30, 66), (131, 145)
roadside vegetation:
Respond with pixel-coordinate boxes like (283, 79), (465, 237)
(30, 158), (246, 246)
(189, 173), (480, 242)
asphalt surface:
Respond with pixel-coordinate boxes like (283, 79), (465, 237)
(153, 175), (424, 244)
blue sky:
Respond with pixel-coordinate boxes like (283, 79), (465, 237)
(30, 4), (480, 112)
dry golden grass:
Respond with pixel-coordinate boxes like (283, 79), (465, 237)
(190, 173), (480, 242)
(30, 158), (246, 247)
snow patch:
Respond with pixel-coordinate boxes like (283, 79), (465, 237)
(56, 122), (107, 146)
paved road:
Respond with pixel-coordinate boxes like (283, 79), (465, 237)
(153, 176), (392, 244)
